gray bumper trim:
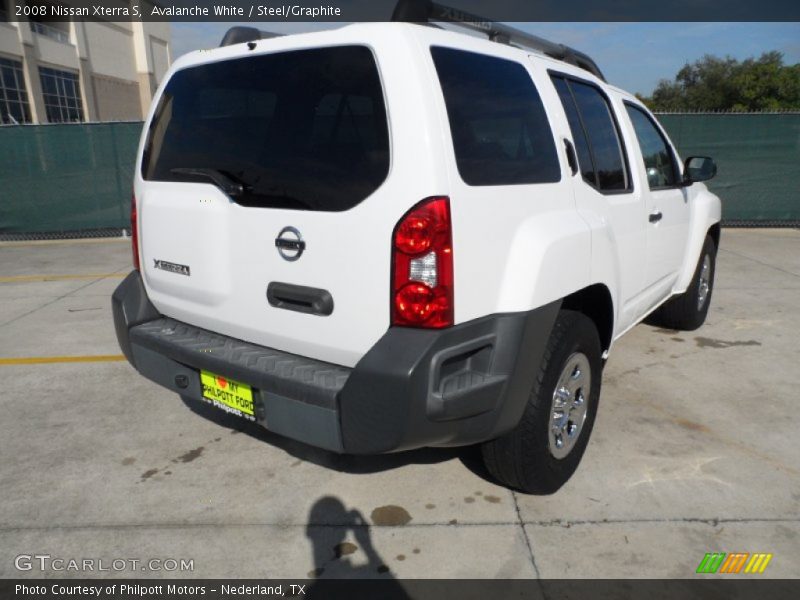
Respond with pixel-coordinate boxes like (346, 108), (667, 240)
(130, 343), (343, 452)
(113, 271), (561, 455)
(129, 317), (350, 411)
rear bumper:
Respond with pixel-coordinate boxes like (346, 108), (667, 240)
(113, 270), (559, 454)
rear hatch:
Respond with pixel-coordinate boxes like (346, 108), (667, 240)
(136, 45), (392, 367)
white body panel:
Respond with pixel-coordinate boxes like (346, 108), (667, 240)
(136, 25), (451, 368)
(134, 23), (721, 367)
(412, 29), (593, 321)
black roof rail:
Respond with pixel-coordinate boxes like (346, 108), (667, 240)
(391, 0), (606, 82)
(220, 26), (283, 47)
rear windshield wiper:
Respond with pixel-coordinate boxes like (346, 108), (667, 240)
(170, 168), (245, 197)
(244, 192), (315, 211)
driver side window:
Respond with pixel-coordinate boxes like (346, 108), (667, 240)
(624, 104), (679, 189)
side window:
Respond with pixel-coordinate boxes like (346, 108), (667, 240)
(431, 47), (560, 186)
(625, 104), (679, 189)
(551, 77), (595, 185)
(550, 74), (630, 193)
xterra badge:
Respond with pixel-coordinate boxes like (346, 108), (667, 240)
(153, 259), (191, 276)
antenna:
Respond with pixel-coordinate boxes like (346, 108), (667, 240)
(391, 0), (606, 81)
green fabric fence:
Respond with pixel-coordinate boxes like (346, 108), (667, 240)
(0, 115), (798, 235)
(0, 122), (141, 235)
(657, 112), (800, 224)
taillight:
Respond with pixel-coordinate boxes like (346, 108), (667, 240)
(392, 196), (453, 328)
(131, 193), (140, 270)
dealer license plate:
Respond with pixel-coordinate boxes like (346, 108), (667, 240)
(200, 370), (255, 421)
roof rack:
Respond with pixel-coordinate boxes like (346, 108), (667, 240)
(220, 26), (283, 47)
(391, 0), (606, 81)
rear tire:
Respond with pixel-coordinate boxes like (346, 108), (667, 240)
(481, 310), (602, 494)
(647, 235), (716, 331)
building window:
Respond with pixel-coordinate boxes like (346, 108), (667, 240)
(28, 8), (72, 45)
(39, 67), (84, 123)
(0, 57), (32, 125)
(29, 21), (71, 45)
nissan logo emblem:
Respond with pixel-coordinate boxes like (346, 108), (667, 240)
(275, 226), (305, 261)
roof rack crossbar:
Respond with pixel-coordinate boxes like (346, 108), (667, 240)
(220, 26), (283, 47)
(391, 0), (606, 81)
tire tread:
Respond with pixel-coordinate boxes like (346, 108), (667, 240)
(482, 310), (599, 493)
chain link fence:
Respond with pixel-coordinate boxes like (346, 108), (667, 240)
(0, 122), (140, 239)
(657, 111), (800, 226)
(0, 113), (798, 239)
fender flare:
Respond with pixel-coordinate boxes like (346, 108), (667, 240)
(675, 185), (722, 293)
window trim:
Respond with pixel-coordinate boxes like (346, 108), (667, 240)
(548, 70), (634, 196)
(431, 45), (562, 188)
(622, 100), (683, 191)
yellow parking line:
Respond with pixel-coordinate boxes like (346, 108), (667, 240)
(0, 355), (126, 365)
(0, 273), (126, 283)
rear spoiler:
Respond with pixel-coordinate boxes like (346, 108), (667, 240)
(220, 26), (283, 47)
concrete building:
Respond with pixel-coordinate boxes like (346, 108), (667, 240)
(0, 1), (170, 124)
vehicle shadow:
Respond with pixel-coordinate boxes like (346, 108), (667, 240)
(180, 395), (495, 482)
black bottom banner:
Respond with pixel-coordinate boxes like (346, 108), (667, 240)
(2, 579), (799, 600)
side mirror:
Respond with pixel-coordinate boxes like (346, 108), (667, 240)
(682, 156), (717, 185)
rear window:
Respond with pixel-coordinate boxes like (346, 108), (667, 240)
(431, 47), (560, 186)
(142, 46), (389, 212)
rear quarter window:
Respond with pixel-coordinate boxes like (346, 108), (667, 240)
(549, 73), (631, 193)
(141, 46), (389, 212)
(431, 47), (560, 186)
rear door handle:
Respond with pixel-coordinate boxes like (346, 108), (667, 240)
(649, 211), (663, 223)
(267, 282), (334, 316)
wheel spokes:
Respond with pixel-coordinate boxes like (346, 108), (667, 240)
(548, 353), (592, 459)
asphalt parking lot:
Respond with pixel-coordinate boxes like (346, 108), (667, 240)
(0, 229), (798, 579)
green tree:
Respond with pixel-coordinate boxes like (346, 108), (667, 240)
(641, 52), (800, 111)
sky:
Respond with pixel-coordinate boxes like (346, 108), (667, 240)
(170, 22), (800, 96)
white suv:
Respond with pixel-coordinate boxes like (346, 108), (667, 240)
(113, 11), (721, 493)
